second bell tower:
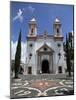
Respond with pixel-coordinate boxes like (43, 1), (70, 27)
(53, 18), (62, 37)
(28, 18), (37, 36)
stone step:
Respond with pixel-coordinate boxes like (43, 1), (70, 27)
(19, 74), (67, 81)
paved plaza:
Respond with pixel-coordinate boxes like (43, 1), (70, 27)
(10, 74), (74, 98)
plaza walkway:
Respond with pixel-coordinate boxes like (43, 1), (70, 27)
(10, 74), (74, 98)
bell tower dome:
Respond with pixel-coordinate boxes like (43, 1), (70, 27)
(28, 18), (37, 36)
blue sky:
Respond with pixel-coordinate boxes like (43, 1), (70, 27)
(10, 1), (74, 42)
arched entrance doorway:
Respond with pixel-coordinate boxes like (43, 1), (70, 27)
(42, 59), (50, 73)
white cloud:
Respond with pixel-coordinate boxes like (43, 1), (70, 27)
(12, 6), (35, 23)
(11, 41), (26, 63)
(28, 5), (35, 13)
(13, 9), (23, 22)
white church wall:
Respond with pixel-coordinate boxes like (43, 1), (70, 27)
(24, 18), (67, 75)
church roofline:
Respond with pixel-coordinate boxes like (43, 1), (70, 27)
(26, 34), (64, 41)
(37, 34), (54, 37)
(26, 35), (37, 41)
(26, 34), (54, 40)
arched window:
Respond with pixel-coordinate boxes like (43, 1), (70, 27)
(31, 28), (34, 34)
(57, 43), (61, 47)
(29, 53), (32, 59)
(58, 53), (61, 59)
(29, 43), (33, 47)
(57, 28), (59, 34)
(29, 53), (32, 57)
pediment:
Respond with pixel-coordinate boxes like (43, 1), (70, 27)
(37, 43), (54, 52)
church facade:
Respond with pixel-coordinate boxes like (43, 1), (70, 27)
(24, 18), (66, 75)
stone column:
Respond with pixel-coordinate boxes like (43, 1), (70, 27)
(49, 54), (51, 73)
(37, 53), (39, 74)
(40, 54), (42, 74)
(23, 64), (26, 75)
(52, 53), (53, 73)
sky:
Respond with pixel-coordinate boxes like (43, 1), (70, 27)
(10, 1), (74, 63)
(10, 1), (74, 42)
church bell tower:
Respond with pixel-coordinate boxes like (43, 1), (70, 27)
(53, 18), (62, 37)
(28, 18), (37, 36)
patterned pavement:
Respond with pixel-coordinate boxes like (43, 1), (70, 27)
(10, 75), (74, 98)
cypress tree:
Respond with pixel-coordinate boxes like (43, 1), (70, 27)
(14, 30), (21, 78)
(66, 34), (71, 77)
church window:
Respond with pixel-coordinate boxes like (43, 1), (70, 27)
(57, 43), (61, 47)
(44, 47), (47, 51)
(57, 28), (59, 34)
(29, 43), (33, 47)
(58, 53), (61, 59)
(29, 53), (32, 59)
(29, 53), (32, 57)
(58, 53), (61, 56)
(31, 28), (34, 34)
